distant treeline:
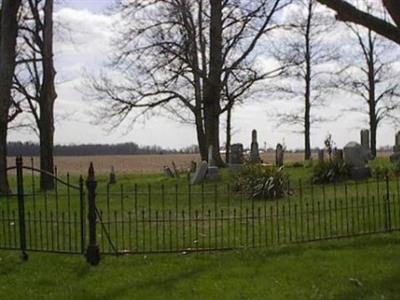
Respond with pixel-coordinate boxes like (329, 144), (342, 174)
(7, 142), (200, 156)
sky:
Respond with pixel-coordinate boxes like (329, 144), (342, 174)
(9, 0), (400, 150)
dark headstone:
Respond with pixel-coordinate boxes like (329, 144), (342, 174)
(391, 131), (400, 162)
(394, 131), (400, 153)
(333, 149), (344, 161)
(344, 142), (372, 180)
(250, 129), (260, 163)
(360, 129), (370, 150)
(230, 143), (244, 165)
(276, 143), (284, 167)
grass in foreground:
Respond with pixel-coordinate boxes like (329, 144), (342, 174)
(1, 233), (400, 300)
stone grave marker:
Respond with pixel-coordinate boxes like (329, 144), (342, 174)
(333, 148), (344, 161)
(191, 161), (208, 185)
(229, 143), (244, 171)
(230, 143), (244, 165)
(360, 129), (370, 150)
(390, 131), (400, 163)
(206, 145), (221, 181)
(250, 129), (260, 163)
(276, 144), (284, 167)
(344, 142), (372, 180)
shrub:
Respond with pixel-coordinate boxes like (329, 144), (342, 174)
(312, 159), (350, 184)
(368, 159), (393, 178)
(233, 164), (289, 200)
(393, 160), (400, 176)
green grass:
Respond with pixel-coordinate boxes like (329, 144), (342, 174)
(1, 233), (400, 300)
(2, 163), (400, 254)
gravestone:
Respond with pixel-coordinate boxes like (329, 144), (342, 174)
(163, 166), (174, 178)
(394, 131), (400, 153)
(318, 149), (324, 163)
(109, 166), (116, 184)
(191, 161), (208, 185)
(250, 129), (260, 163)
(333, 148), (344, 161)
(230, 143), (244, 165)
(344, 142), (372, 180)
(206, 145), (221, 181)
(229, 143), (244, 171)
(390, 131), (400, 163)
(360, 129), (370, 150)
(276, 144), (284, 167)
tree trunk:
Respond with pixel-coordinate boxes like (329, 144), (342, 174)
(370, 122), (377, 158)
(367, 29), (377, 159)
(39, 0), (57, 190)
(195, 111), (207, 161)
(225, 103), (232, 164)
(204, 0), (224, 167)
(304, 0), (313, 161)
(0, 0), (22, 194)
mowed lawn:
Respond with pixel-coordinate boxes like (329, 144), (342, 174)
(1, 233), (400, 300)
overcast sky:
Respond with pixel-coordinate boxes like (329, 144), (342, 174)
(9, 0), (400, 150)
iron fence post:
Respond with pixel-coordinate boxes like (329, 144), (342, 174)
(86, 163), (100, 265)
(79, 176), (86, 254)
(385, 174), (392, 231)
(16, 156), (28, 261)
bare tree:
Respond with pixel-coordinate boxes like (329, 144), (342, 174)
(86, 0), (289, 166)
(271, 0), (335, 160)
(315, 0), (400, 44)
(14, 0), (57, 190)
(0, 0), (22, 194)
(337, 21), (400, 158)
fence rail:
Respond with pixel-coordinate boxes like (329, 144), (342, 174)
(0, 157), (399, 264)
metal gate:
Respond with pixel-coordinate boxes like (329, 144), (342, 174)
(0, 156), (86, 259)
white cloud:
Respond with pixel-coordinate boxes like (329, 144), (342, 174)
(9, 5), (400, 151)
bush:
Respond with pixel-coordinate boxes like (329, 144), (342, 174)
(233, 164), (289, 200)
(312, 159), (350, 184)
(368, 159), (395, 178)
(393, 160), (400, 176)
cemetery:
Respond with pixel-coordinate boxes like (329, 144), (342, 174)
(1, 0), (400, 298)
(2, 129), (400, 261)
(1, 129), (400, 298)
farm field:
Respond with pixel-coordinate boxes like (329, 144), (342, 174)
(0, 233), (399, 300)
(7, 151), (391, 175)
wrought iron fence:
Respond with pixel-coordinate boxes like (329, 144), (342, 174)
(0, 157), (399, 265)
(0, 157), (85, 257)
(95, 175), (400, 255)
